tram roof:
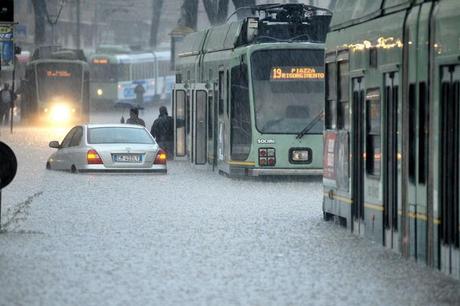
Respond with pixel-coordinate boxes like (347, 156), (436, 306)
(330, 0), (423, 31)
(178, 4), (331, 57)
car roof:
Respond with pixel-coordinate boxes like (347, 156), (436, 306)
(85, 124), (145, 129)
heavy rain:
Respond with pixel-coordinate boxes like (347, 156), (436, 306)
(0, 0), (459, 305)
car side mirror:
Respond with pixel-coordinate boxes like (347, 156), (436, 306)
(49, 141), (60, 149)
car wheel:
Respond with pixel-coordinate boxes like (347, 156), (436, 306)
(71, 165), (78, 174)
(46, 162), (51, 170)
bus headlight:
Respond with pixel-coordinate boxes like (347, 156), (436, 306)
(97, 89), (103, 96)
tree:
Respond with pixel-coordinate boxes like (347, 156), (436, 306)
(31, 0), (47, 46)
(203, 0), (229, 26)
(178, 0), (199, 30)
(150, 0), (164, 47)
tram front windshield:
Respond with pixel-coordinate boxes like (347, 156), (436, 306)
(251, 49), (325, 134)
(37, 62), (83, 103)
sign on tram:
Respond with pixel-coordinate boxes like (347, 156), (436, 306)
(271, 67), (325, 81)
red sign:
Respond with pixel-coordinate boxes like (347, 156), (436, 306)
(323, 131), (337, 181)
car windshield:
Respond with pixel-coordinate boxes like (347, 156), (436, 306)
(88, 127), (154, 144)
(251, 49), (325, 134)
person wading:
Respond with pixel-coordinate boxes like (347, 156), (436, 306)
(0, 83), (14, 125)
(134, 84), (145, 106)
(151, 106), (174, 157)
(126, 107), (145, 127)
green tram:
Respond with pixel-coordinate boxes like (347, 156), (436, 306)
(173, 4), (331, 176)
(323, 0), (460, 278)
(21, 47), (90, 124)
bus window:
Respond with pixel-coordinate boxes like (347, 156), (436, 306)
(231, 63), (251, 161)
(366, 88), (381, 177)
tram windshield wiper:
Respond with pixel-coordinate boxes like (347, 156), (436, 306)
(296, 111), (324, 140)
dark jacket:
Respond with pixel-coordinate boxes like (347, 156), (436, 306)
(151, 114), (173, 143)
(126, 117), (145, 127)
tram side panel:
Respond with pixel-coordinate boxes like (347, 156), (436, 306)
(323, 11), (407, 247)
(432, 0), (460, 279)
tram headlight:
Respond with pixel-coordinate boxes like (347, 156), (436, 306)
(49, 104), (71, 123)
(290, 149), (311, 163)
(97, 89), (103, 96)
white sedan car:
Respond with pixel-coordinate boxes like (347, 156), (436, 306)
(46, 124), (167, 173)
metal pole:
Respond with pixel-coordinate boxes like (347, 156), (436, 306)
(76, 0), (81, 49)
(9, 49), (15, 134)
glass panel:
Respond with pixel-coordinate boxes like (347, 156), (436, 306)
(176, 90), (186, 157)
(88, 127), (154, 144)
(61, 127), (77, 148)
(231, 63), (252, 160)
(251, 49), (325, 134)
(36, 63), (83, 103)
(70, 127), (83, 147)
(366, 88), (381, 177)
(90, 64), (117, 82)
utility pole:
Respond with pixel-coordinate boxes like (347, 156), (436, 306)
(76, 0), (81, 49)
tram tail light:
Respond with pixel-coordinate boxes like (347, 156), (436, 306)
(259, 148), (276, 167)
(87, 149), (103, 164)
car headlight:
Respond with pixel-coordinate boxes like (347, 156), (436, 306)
(97, 89), (103, 96)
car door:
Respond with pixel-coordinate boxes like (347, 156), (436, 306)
(66, 126), (84, 169)
(54, 127), (77, 170)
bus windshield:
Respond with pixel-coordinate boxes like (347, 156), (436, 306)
(251, 49), (325, 134)
(36, 62), (83, 103)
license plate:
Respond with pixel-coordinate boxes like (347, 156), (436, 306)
(112, 154), (142, 163)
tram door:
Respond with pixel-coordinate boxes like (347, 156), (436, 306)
(351, 77), (365, 234)
(383, 72), (400, 249)
(192, 84), (208, 165)
(173, 84), (187, 160)
(439, 65), (460, 277)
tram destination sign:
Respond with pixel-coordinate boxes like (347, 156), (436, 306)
(271, 67), (325, 81)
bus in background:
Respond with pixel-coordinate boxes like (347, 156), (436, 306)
(89, 48), (174, 109)
(21, 46), (90, 125)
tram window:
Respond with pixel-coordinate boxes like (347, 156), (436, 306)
(230, 63), (252, 161)
(418, 82), (428, 184)
(208, 95), (213, 140)
(117, 64), (130, 81)
(408, 83), (416, 183)
(218, 71), (224, 115)
(366, 89), (381, 177)
(186, 94), (191, 135)
(326, 62), (337, 129)
(337, 61), (350, 130)
(226, 71), (230, 119)
(176, 74), (182, 83)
